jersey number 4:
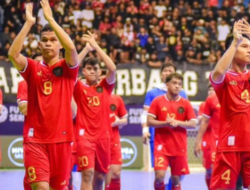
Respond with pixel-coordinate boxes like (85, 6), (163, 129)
(241, 89), (250, 103)
(221, 169), (231, 184)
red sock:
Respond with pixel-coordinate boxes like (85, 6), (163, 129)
(172, 184), (181, 190)
(205, 177), (211, 190)
(154, 181), (165, 190)
(109, 178), (121, 190)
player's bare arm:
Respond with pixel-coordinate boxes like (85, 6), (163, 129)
(147, 115), (170, 128)
(141, 106), (151, 144)
(18, 101), (28, 116)
(167, 117), (197, 129)
(71, 98), (77, 118)
(212, 21), (243, 82)
(111, 115), (128, 129)
(8, 3), (35, 71)
(40, 0), (78, 66)
(82, 31), (116, 83)
(194, 116), (210, 158)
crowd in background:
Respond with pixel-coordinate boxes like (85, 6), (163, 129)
(0, 0), (250, 67)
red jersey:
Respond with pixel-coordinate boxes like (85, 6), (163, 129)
(198, 102), (212, 150)
(17, 81), (28, 104)
(148, 94), (196, 156)
(20, 58), (79, 143)
(74, 78), (115, 140)
(203, 93), (220, 142)
(109, 95), (128, 142)
(210, 70), (250, 152)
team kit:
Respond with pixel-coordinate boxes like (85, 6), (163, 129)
(6, 1), (250, 190)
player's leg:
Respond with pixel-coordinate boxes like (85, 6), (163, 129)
(210, 152), (240, 190)
(169, 156), (190, 190)
(236, 175), (243, 190)
(49, 142), (72, 190)
(105, 140), (122, 190)
(105, 164), (122, 190)
(202, 149), (213, 190)
(241, 152), (250, 190)
(94, 138), (111, 190)
(23, 143), (50, 190)
(93, 170), (106, 190)
(77, 139), (96, 190)
(68, 152), (77, 190)
(154, 154), (168, 190)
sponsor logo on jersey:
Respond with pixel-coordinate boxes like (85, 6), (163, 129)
(229, 80), (237, 85)
(161, 107), (167, 111)
(37, 71), (42, 76)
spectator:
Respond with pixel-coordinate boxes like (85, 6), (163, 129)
(80, 2), (94, 28)
(156, 36), (169, 62)
(147, 51), (162, 68)
(137, 27), (149, 48)
(154, 0), (166, 18)
(217, 19), (230, 42)
(145, 36), (157, 55)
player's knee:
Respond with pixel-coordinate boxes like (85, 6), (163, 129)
(155, 171), (165, 183)
(112, 170), (121, 179)
(31, 182), (49, 190)
(94, 173), (106, 186)
(81, 170), (94, 184)
(171, 175), (180, 186)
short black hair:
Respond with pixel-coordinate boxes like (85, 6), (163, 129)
(165, 73), (183, 83)
(160, 63), (176, 73)
(82, 57), (100, 68)
(225, 33), (250, 50)
(40, 24), (53, 37)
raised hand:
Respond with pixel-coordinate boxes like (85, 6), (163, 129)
(233, 20), (244, 45)
(25, 3), (36, 25)
(40, 0), (53, 22)
(81, 31), (99, 50)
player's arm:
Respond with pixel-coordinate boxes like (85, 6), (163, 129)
(141, 106), (151, 144)
(8, 4), (35, 71)
(111, 115), (128, 129)
(40, 0), (78, 67)
(18, 101), (28, 116)
(212, 21), (242, 83)
(194, 116), (210, 157)
(167, 117), (197, 129)
(147, 115), (170, 128)
(82, 31), (116, 84)
(71, 98), (77, 118)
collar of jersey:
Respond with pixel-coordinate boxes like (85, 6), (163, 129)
(227, 69), (249, 75)
(164, 94), (181, 102)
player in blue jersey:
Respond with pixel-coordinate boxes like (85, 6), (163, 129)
(141, 63), (187, 190)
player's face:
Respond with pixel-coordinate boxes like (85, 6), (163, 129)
(83, 64), (102, 84)
(166, 77), (182, 95)
(38, 31), (62, 59)
(208, 86), (215, 96)
(234, 37), (250, 65)
(161, 66), (175, 82)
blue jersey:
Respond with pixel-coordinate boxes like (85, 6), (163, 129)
(144, 83), (188, 141)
